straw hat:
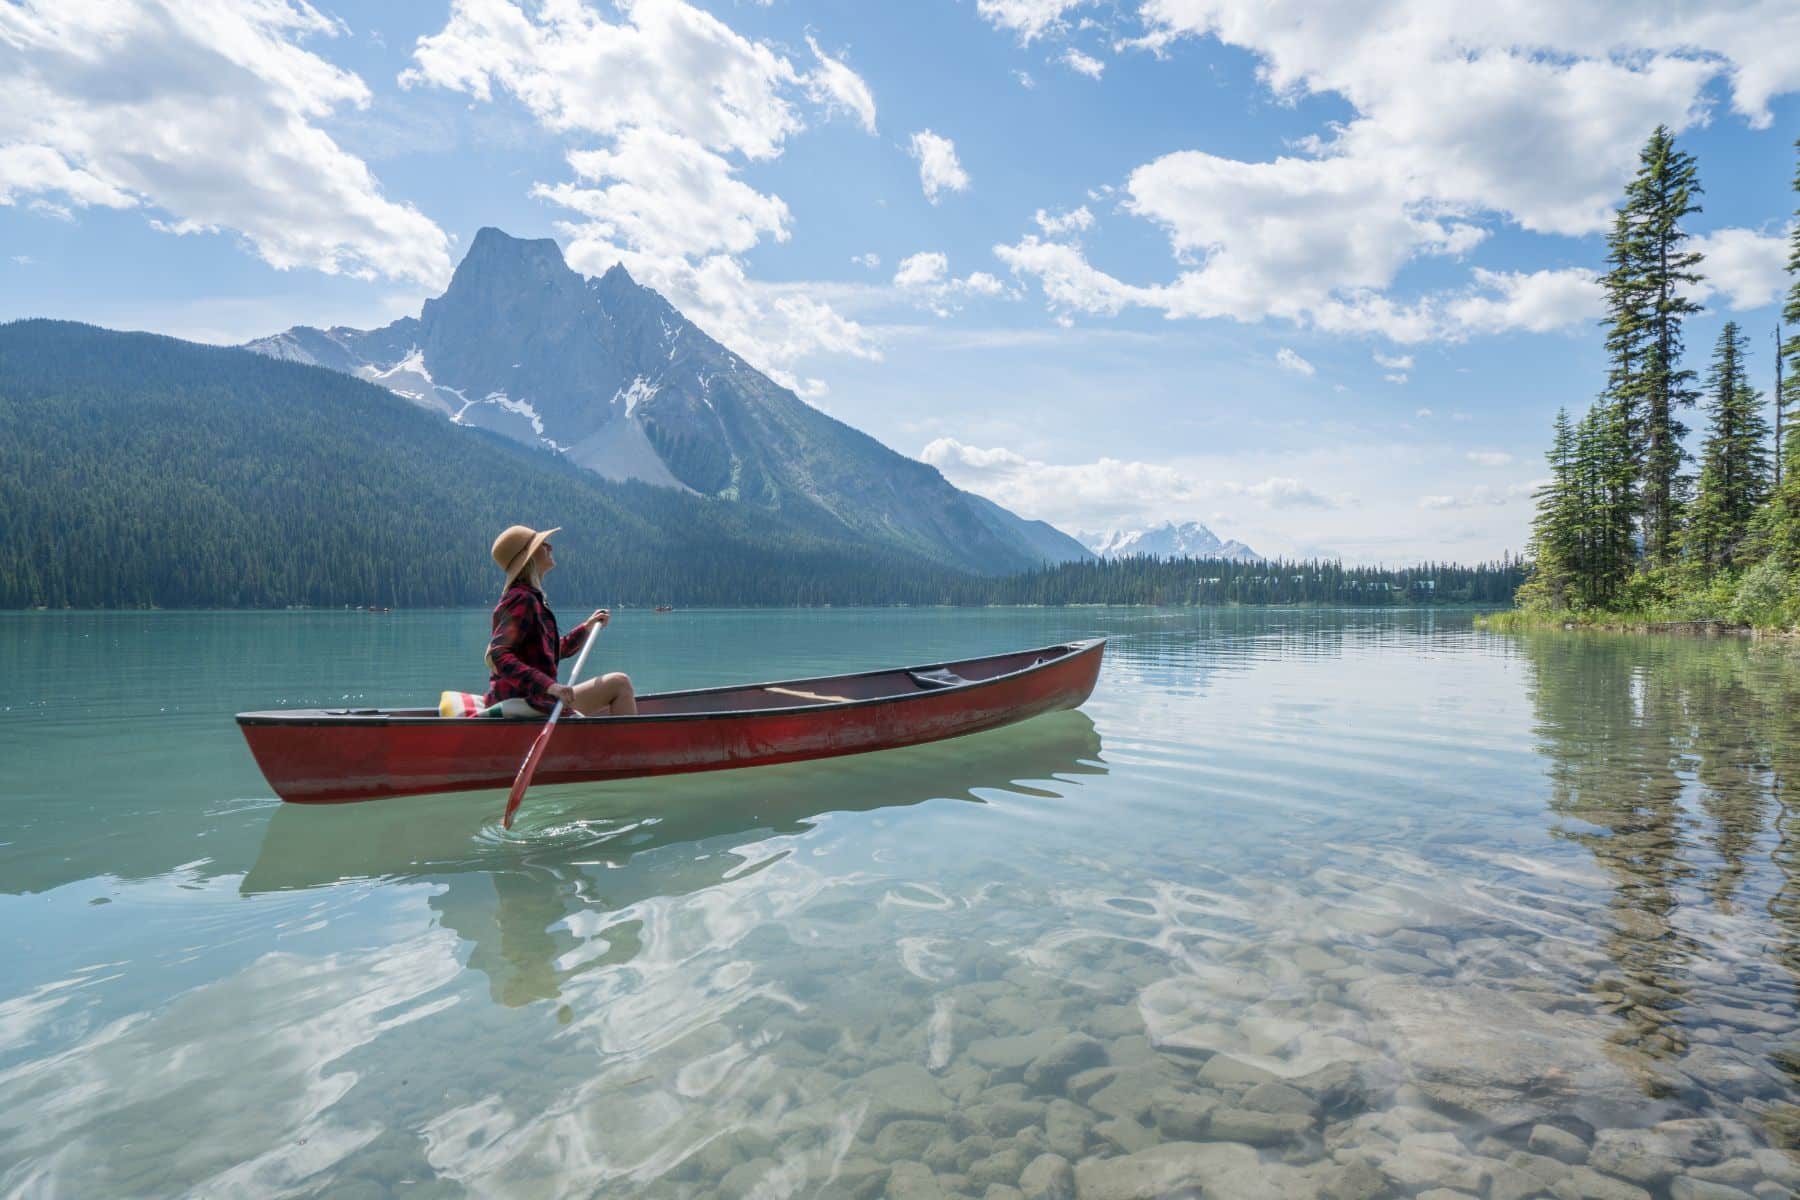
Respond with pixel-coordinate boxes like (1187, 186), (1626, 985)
(491, 524), (561, 586)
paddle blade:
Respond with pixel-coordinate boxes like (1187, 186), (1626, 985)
(501, 721), (555, 829)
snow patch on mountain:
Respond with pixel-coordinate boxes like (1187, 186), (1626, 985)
(489, 394), (544, 437)
(616, 376), (658, 417)
(1082, 521), (1261, 562)
(374, 347), (430, 383)
(357, 347), (460, 418)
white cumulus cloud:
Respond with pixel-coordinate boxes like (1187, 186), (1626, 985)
(893, 252), (1013, 314)
(1133, 2), (1762, 234)
(803, 36), (877, 134)
(992, 235), (1143, 318)
(894, 251), (949, 289)
(976, 0), (1091, 43)
(1689, 226), (1792, 311)
(0, 0), (450, 286)
(920, 437), (1342, 527)
(1245, 476), (1339, 509)
(1374, 351), (1414, 370)
(407, 0), (880, 383)
(1123, 149), (1485, 325)
(1466, 450), (1514, 467)
(1276, 347), (1315, 375)
(1444, 268), (1605, 336)
(995, 233), (1600, 341)
(534, 127), (790, 261)
(999, 4), (1800, 344)
(909, 130), (970, 204)
(1062, 49), (1105, 78)
(405, 0), (812, 159)
(1035, 206), (1095, 237)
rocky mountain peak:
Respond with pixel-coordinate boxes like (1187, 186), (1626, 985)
(244, 228), (1095, 573)
(431, 228), (584, 320)
(462, 226), (569, 273)
(1083, 520), (1261, 562)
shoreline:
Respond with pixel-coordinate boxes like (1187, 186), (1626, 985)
(4, 601), (1511, 616)
(1476, 609), (1798, 638)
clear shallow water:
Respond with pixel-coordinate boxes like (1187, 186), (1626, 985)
(1, 607), (1798, 1198)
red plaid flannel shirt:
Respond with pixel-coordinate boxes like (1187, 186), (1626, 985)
(483, 583), (590, 712)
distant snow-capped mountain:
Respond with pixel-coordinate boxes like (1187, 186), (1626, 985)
(245, 227), (1090, 575)
(1082, 521), (1261, 562)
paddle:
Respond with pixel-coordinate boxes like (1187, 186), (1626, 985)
(501, 615), (603, 830)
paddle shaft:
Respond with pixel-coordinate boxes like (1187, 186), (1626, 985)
(501, 616), (604, 829)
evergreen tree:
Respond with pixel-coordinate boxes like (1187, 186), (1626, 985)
(1572, 407), (1606, 602)
(1760, 137), (1800, 564)
(1593, 398), (1641, 602)
(1624, 126), (1706, 567)
(1599, 203), (1650, 501)
(1523, 409), (1581, 607)
(1685, 322), (1770, 572)
(1777, 322), (1786, 490)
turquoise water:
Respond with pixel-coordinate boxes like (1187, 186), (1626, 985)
(1, 608), (1798, 1198)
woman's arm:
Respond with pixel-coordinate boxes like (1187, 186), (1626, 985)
(558, 608), (610, 659)
(557, 623), (590, 661)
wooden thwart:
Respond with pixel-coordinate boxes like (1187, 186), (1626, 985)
(765, 686), (852, 704)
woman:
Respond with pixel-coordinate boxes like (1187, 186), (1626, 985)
(484, 525), (637, 717)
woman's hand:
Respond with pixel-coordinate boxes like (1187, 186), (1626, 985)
(581, 608), (611, 631)
(547, 683), (578, 708)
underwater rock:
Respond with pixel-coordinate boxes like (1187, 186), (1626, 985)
(1023, 1035), (1108, 1093)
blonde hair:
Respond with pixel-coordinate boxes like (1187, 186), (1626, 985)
(510, 558), (543, 594)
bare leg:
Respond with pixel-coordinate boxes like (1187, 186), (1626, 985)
(571, 672), (637, 716)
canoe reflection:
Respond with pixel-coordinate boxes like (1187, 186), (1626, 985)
(242, 712), (1105, 1005)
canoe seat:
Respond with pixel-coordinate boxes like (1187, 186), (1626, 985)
(909, 668), (969, 690)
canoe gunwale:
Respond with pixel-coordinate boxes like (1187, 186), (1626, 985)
(235, 637), (1107, 728)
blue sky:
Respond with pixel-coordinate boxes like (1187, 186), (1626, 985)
(3, 1), (1798, 562)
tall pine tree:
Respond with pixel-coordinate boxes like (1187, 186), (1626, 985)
(1685, 322), (1770, 572)
(1759, 136), (1800, 564)
(1599, 203), (1650, 495)
(1624, 126), (1705, 568)
(1591, 398), (1640, 602)
(1523, 409), (1581, 608)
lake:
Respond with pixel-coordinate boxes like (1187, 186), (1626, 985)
(2, 607), (1798, 1199)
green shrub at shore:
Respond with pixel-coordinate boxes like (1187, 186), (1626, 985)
(1481, 558), (1800, 634)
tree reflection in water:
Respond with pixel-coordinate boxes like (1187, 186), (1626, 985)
(1519, 630), (1800, 1137)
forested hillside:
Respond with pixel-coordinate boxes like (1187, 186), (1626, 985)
(0, 321), (1522, 611)
(941, 556), (1524, 607)
(0, 321), (969, 608)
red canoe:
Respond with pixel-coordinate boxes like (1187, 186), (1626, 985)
(237, 638), (1106, 804)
